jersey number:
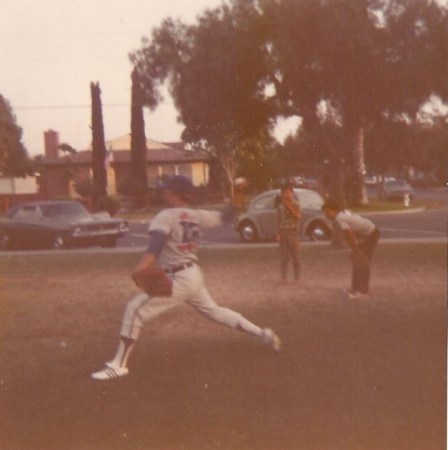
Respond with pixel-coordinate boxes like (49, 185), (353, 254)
(180, 221), (200, 243)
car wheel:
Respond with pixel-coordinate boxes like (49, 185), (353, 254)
(238, 221), (258, 243)
(307, 221), (331, 241)
(51, 235), (65, 250)
(0, 232), (10, 250)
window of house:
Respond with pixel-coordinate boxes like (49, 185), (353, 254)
(178, 165), (192, 177)
(160, 165), (176, 177)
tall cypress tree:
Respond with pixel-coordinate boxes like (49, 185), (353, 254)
(0, 95), (32, 177)
(130, 69), (148, 199)
(90, 82), (107, 206)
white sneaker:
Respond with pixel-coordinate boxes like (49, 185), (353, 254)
(261, 328), (282, 352)
(91, 364), (129, 381)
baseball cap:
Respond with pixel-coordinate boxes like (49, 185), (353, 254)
(161, 175), (194, 194)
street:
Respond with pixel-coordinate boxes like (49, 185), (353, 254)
(120, 189), (447, 248)
(365, 207), (447, 240)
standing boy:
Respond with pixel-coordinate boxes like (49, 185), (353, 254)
(91, 175), (281, 381)
(322, 199), (380, 299)
(276, 183), (302, 283)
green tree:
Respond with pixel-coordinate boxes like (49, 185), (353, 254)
(130, 68), (148, 202)
(131, 0), (447, 206)
(406, 117), (448, 185)
(0, 94), (32, 176)
(365, 120), (406, 174)
(273, 128), (331, 180)
(237, 129), (276, 191)
(90, 82), (107, 206)
(263, 0), (448, 204)
(58, 143), (77, 155)
(421, 118), (448, 184)
(130, 1), (271, 202)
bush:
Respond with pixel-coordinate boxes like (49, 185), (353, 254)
(73, 177), (93, 199)
(117, 176), (147, 197)
(96, 195), (121, 216)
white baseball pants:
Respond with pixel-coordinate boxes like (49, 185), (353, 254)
(120, 264), (260, 340)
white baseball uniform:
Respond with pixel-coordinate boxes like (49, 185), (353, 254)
(334, 210), (375, 239)
(120, 207), (262, 341)
(92, 185), (280, 380)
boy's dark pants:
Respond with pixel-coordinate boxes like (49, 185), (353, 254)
(279, 229), (300, 280)
(352, 228), (380, 293)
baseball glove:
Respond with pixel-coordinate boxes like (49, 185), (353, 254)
(132, 266), (173, 297)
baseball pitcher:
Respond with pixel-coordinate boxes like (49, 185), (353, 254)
(92, 175), (281, 381)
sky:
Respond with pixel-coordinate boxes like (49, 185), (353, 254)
(1, 0), (241, 156)
(5, 1), (444, 159)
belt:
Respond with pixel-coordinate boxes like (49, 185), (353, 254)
(165, 262), (194, 274)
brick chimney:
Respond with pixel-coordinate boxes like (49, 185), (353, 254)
(44, 130), (60, 159)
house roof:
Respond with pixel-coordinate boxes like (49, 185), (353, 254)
(35, 135), (211, 166)
(106, 135), (171, 151)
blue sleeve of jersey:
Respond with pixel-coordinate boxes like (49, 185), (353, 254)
(145, 230), (168, 256)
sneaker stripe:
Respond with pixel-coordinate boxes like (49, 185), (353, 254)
(92, 365), (129, 381)
(106, 367), (118, 379)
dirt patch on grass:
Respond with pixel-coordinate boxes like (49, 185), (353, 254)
(0, 244), (446, 450)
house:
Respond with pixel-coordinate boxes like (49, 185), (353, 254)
(0, 177), (38, 195)
(35, 130), (211, 199)
(0, 176), (40, 212)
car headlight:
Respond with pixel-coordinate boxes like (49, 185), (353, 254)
(119, 222), (128, 232)
(72, 226), (82, 236)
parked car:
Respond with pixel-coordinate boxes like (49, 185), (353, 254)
(364, 174), (379, 186)
(382, 180), (414, 201)
(0, 200), (129, 250)
(301, 176), (319, 190)
(235, 188), (332, 242)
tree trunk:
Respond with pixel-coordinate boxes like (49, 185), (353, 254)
(352, 127), (369, 206)
(215, 144), (237, 205)
(222, 157), (236, 205)
(377, 173), (386, 200)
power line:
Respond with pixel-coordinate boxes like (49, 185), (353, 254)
(14, 104), (130, 111)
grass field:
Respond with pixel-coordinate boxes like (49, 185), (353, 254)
(0, 243), (446, 450)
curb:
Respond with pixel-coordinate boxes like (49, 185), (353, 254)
(197, 237), (447, 250)
(125, 206), (438, 224)
(362, 207), (426, 216)
(1, 238), (445, 257)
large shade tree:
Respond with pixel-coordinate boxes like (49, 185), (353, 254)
(0, 94), (32, 177)
(264, 0), (448, 204)
(130, 2), (273, 202)
(130, 0), (447, 204)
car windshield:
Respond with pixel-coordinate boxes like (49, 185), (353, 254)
(250, 189), (324, 211)
(40, 203), (88, 218)
(297, 190), (324, 209)
(252, 194), (276, 210)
